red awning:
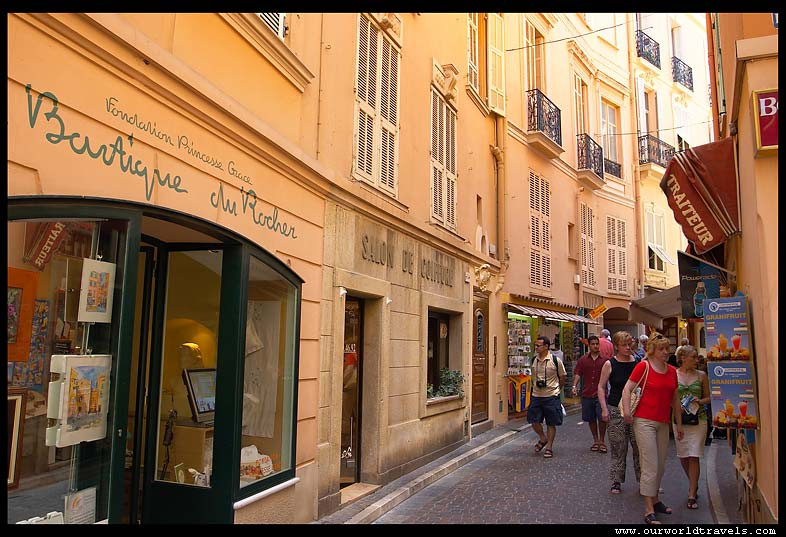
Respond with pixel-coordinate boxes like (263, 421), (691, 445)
(660, 137), (740, 254)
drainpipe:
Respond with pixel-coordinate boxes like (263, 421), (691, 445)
(491, 114), (508, 292)
(627, 15), (646, 301)
(316, 13), (326, 159)
(576, 186), (585, 310)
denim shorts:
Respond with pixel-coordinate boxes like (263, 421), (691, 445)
(527, 395), (563, 426)
(581, 397), (603, 422)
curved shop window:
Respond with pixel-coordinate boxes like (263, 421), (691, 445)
(8, 202), (302, 524)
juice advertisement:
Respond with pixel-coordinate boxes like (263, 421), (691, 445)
(704, 295), (751, 360)
(707, 361), (758, 430)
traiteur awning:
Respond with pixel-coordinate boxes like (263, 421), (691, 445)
(507, 304), (598, 324)
(628, 285), (681, 330)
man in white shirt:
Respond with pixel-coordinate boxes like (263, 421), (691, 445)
(528, 336), (567, 459)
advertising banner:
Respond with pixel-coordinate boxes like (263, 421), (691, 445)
(704, 295), (752, 360)
(752, 89), (778, 157)
(708, 361), (758, 430)
(677, 250), (731, 320)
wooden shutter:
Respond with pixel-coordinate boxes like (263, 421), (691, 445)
(431, 88), (457, 229)
(617, 219), (627, 293)
(636, 77), (647, 135)
(379, 37), (399, 193)
(607, 216), (628, 294)
(581, 203), (595, 287)
(487, 13), (506, 115)
(355, 15), (378, 183)
(468, 14), (479, 92)
(529, 171), (551, 289)
(445, 106), (457, 229)
(607, 216), (618, 292)
(257, 13), (286, 38)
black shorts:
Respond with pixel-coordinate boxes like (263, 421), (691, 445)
(527, 395), (563, 426)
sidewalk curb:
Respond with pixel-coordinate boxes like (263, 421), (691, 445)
(345, 404), (581, 524)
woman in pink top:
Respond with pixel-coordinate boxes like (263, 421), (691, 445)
(622, 333), (683, 525)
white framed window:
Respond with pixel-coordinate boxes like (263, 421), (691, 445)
(353, 14), (400, 195)
(601, 100), (619, 162)
(574, 73), (588, 136)
(431, 88), (457, 230)
(524, 19), (544, 91)
(646, 208), (674, 271)
(529, 171), (551, 289)
(580, 202), (596, 287)
(606, 216), (628, 294)
(467, 14), (480, 93)
(487, 13), (506, 115)
(256, 13), (286, 38)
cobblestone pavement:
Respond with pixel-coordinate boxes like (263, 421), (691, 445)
(374, 414), (736, 525)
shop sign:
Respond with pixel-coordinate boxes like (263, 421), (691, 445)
(587, 303), (607, 319)
(704, 295), (752, 361)
(707, 361), (758, 430)
(752, 89), (778, 157)
(677, 250), (732, 320)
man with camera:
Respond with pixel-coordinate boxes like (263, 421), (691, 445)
(528, 336), (567, 459)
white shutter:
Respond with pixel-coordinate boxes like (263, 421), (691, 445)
(257, 13), (286, 38)
(581, 203), (595, 287)
(468, 14), (479, 92)
(671, 26), (683, 59)
(529, 171), (551, 289)
(636, 77), (647, 135)
(588, 206), (595, 287)
(379, 38), (399, 193)
(445, 106), (457, 229)
(618, 219), (627, 293)
(355, 15), (378, 184)
(432, 165), (443, 221)
(607, 216), (617, 292)
(487, 13), (506, 116)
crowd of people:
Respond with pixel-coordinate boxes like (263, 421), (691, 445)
(527, 330), (711, 525)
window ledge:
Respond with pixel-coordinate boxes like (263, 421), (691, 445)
(428, 219), (466, 242)
(425, 394), (464, 417)
(465, 85), (490, 117)
(354, 178), (408, 212)
(233, 477), (300, 510)
(220, 13), (314, 92)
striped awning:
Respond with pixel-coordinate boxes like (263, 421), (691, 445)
(506, 303), (599, 324)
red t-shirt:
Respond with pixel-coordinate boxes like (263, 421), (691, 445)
(599, 338), (614, 359)
(628, 361), (678, 423)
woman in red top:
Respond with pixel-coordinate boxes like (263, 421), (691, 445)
(622, 333), (683, 525)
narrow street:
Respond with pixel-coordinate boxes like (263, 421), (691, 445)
(371, 411), (739, 525)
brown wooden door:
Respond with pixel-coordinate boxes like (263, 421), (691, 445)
(471, 293), (489, 423)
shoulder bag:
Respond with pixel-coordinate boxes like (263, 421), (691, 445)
(621, 360), (649, 418)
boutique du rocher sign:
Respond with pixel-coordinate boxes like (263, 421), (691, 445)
(752, 89), (778, 157)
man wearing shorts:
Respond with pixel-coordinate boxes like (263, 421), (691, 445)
(572, 335), (610, 453)
(528, 336), (567, 459)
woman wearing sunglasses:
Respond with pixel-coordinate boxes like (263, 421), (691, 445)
(621, 333), (683, 525)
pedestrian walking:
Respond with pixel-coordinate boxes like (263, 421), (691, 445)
(528, 336), (567, 459)
(599, 329), (614, 359)
(634, 334), (648, 361)
(598, 331), (641, 494)
(572, 335), (609, 453)
(675, 345), (710, 510)
(621, 333), (684, 525)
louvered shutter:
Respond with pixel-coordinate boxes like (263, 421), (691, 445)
(581, 203), (595, 287)
(431, 90), (443, 221)
(617, 219), (627, 293)
(587, 206), (595, 287)
(487, 13), (506, 116)
(636, 77), (647, 135)
(379, 38), (399, 193)
(355, 15), (378, 184)
(431, 88), (457, 229)
(257, 13), (286, 38)
(607, 216), (617, 292)
(468, 14), (479, 92)
(529, 171), (551, 289)
(445, 106), (457, 229)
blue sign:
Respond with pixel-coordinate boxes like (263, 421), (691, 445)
(677, 250), (730, 319)
(704, 296), (751, 360)
(708, 361), (757, 430)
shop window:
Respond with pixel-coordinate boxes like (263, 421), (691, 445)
(239, 255), (298, 489)
(7, 218), (129, 523)
(426, 310), (463, 399)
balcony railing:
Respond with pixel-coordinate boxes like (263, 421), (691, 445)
(604, 158), (622, 179)
(577, 134), (603, 179)
(527, 88), (562, 147)
(638, 134), (675, 168)
(672, 56), (693, 91)
(636, 30), (660, 69)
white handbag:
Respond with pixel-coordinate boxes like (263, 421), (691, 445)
(621, 360), (650, 418)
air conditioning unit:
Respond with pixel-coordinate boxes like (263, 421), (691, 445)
(574, 274), (581, 284)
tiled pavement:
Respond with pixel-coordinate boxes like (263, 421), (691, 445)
(317, 406), (744, 525)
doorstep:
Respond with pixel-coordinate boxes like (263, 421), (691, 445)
(471, 419), (494, 436)
(339, 483), (381, 508)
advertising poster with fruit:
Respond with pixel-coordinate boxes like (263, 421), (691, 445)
(708, 361), (758, 430)
(704, 295), (751, 360)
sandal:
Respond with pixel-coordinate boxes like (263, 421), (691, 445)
(644, 513), (660, 525)
(687, 498), (698, 510)
(653, 501), (672, 515)
(534, 440), (547, 453)
(610, 482), (621, 494)
(590, 443), (599, 452)
(597, 443), (608, 453)
(543, 448), (553, 458)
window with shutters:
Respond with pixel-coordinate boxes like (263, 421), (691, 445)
(601, 100), (619, 162)
(256, 13), (286, 38)
(580, 202), (596, 288)
(487, 13), (506, 115)
(353, 14), (400, 196)
(606, 216), (628, 295)
(646, 207), (674, 271)
(529, 171), (551, 290)
(524, 19), (545, 91)
(468, 14), (480, 93)
(431, 87), (457, 230)
(574, 74), (588, 136)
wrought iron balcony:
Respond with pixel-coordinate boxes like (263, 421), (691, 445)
(672, 56), (693, 91)
(577, 134), (604, 179)
(604, 158), (622, 179)
(638, 134), (675, 168)
(636, 30), (660, 69)
(527, 88), (562, 147)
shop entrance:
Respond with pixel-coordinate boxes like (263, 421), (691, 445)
(471, 293), (489, 424)
(340, 297), (363, 487)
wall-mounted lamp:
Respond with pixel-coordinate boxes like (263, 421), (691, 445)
(339, 287), (347, 297)
(385, 297), (393, 305)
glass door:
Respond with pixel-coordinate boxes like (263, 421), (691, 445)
(340, 297), (362, 486)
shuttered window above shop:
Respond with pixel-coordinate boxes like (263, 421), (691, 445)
(606, 216), (628, 295)
(430, 87), (457, 230)
(581, 202), (596, 288)
(529, 171), (551, 290)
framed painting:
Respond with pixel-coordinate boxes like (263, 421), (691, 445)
(8, 387), (27, 489)
(51, 354), (112, 447)
(8, 267), (39, 362)
(77, 259), (116, 324)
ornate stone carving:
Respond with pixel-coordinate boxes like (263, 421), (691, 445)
(474, 263), (492, 293)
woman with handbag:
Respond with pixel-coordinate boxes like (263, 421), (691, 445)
(675, 345), (710, 510)
(621, 333), (683, 525)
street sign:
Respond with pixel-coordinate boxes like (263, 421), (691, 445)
(587, 303), (607, 319)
